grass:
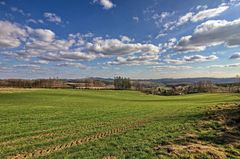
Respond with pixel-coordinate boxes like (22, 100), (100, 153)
(0, 89), (239, 158)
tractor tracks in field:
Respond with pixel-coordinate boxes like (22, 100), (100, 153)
(0, 122), (110, 147)
(1, 119), (135, 148)
(7, 120), (148, 159)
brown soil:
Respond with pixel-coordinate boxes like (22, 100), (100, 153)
(154, 102), (240, 159)
(155, 142), (226, 159)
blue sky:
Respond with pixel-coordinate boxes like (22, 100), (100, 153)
(0, 0), (240, 79)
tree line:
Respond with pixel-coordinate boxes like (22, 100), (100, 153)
(0, 79), (66, 88)
(113, 76), (131, 90)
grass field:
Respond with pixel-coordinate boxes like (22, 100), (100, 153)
(0, 89), (239, 159)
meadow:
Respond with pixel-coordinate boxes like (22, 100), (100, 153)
(0, 89), (239, 159)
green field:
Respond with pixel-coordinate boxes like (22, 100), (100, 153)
(0, 89), (239, 159)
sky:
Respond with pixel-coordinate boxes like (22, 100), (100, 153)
(0, 0), (240, 79)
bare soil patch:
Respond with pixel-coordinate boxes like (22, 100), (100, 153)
(154, 102), (240, 159)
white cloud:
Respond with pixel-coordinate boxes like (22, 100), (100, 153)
(0, 21), (27, 48)
(57, 51), (97, 61)
(196, 5), (208, 10)
(0, 20), (160, 68)
(210, 63), (240, 68)
(120, 35), (133, 43)
(44, 12), (62, 24)
(162, 4), (230, 31)
(155, 33), (167, 39)
(230, 53), (240, 59)
(133, 16), (139, 22)
(106, 53), (159, 65)
(93, 0), (115, 10)
(27, 19), (44, 24)
(163, 21), (177, 31)
(87, 37), (160, 56)
(183, 55), (218, 62)
(26, 19), (38, 24)
(175, 5), (228, 27)
(162, 38), (177, 50)
(152, 65), (192, 70)
(13, 64), (40, 70)
(152, 12), (171, 21)
(29, 28), (55, 42)
(57, 62), (87, 69)
(165, 55), (218, 64)
(0, 20), (96, 63)
(31, 60), (49, 65)
(153, 11), (175, 28)
(177, 12), (194, 26)
(191, 6), (229, 22)
(11, 7), (30, 16)
(176, 18), (240, 52)
(164, 59), (186, 65)
(82, 32), (94, 38)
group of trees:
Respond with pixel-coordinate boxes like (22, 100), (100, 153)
(113, 76), (131, 90)
(0, 79), (66, 88)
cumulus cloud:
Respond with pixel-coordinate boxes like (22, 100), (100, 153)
(164, 59), (186, 65)
(93, 0), (115, 10)
(119, 35), (133, 43)
(183, 55), (218, 62)
(57, 62), (87, 69)
(152, 65), (192, 70)
(106, 53), (159, 65)
(165, 55), (218, 64)
(177, 12), (194, 26)
(175, 18), (240, 52)
(162, 38), (177, 49)
(0, 20), (160, 67)
(0, 20), (97, 63)
(44, 12), (62, 24)
(87, 37), (160, 56)
(57, 51), (97, 61)
(31, 60), (49, 65)
(34, 49), (97, 62)
(230, 53), (240, 60)
(0, 21), (27, 48)
(29, 28), (55, 42)
(0, 66), (9, 72)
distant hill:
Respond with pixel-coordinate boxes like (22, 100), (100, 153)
(85, 77), (239, 85)
(148, 78), (238, 85)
